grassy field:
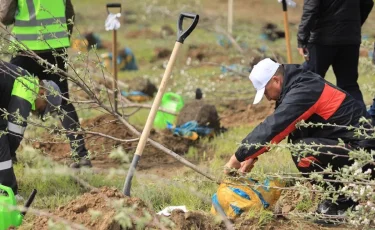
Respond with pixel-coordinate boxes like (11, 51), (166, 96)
(7, 0), (375, 229)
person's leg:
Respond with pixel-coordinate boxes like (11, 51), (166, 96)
(290, 137), (357, 217)
(10, 53), (45, 80)
(368, 99), (375, 125)
(332, 45), (365, 108)
(0, 122), (18, 194)
(9, 54), (45, 162)
(368, 46), (375, 123)
(44, 52), (91, 166)
(306, 44), (334, 78)
(291, 137), (352, 185)
(11, 52), (90, 167)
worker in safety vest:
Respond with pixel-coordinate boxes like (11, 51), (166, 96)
(0, 0), (91, 168)
(0, 61), (62, 195)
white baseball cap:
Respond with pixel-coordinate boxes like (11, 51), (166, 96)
(249, 58), (280, 104)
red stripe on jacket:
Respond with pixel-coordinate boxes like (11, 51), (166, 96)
(245, 84), (346, 160)
(298, 156), (321, 168)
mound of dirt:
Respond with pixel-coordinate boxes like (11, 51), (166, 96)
(177, 100), (221, 132)
(32, 187), (223, 230)
(126, 78), (157, 97)
(33, 187), (160, 230)
(261, 23), (285, 42)
(125, 28), (160, 39)
(220, 100), (275, 127)
(273, 183), (319, 215)
(186, 44), (232, 63)
(96, 78), (114, 90)
(153, 47), (172, 60)
(33, 114), (193, 172)
(160, 25), (175, 38)
(187, 45), (207, 62)
(31, 186), (343, 230)
(170, 209), (222, 230)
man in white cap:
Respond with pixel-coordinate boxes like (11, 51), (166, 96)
(224, 58), (375, 221)
(0, 61), (62, 196)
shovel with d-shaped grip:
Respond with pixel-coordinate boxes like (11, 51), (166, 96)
(123, 13), (199, 196)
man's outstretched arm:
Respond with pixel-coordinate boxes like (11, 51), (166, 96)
(225, 79), (326, 173)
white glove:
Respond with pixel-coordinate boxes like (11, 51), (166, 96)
(278, 0), (297, 8)
(105, 13), (121, 31)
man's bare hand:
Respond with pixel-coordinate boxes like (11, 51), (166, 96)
(224, 155), (241, 175)
(239, 158), (258, 174)
(298, 47), (309, 61)
(298, 47), (304, 56)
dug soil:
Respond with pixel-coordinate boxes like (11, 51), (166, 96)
(220, 99), (275, 127)
(32, 187), (162, 230)
(177, 100), (221, 132)
(32, 187), (223, 230)
(32, 187), (349, 230)
(33, 114), (197, 176)
(125, 28), (160, 39)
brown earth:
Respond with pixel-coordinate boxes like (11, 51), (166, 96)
(187, 44), (231, 63)
(125, 28), (160, 39)
(170, 209), (223, 230)
(32, 187), (164, 230)
(32, 187), (222, 230)
(273, 183), (319, 216)
(185, 44), (249, 64)
(177, 100), (221, 132)
(96, 78), (157, 97)
(33, 114), (196, 174)
(126, 78), (157, 97)
(160, 25), (175, 38)
(32, 187), (348, 230)
(219, 100), (275, 127)
(96, 78), (113, 90)
(153, 47), (172, 61)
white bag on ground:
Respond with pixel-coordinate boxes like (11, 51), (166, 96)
(157, 206), (188, 216)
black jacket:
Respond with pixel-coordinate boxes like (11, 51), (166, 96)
(0, 62), (34, 156)
(297, 0), (374, 47)
(235, 65), (371, 162)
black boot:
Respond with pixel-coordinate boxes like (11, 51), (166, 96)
(70, 157), (92, 168)
(314, 200), (340, 226)
(314, 199), (357, 226)
(316, 200), (338, 215)
(336, 198), (358, 216)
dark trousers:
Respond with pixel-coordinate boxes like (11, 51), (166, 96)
(303, 44), (365, 108)
(0, 121), (18, 194)
(291, 137), (375, 195)
(10, 52), (88, 158)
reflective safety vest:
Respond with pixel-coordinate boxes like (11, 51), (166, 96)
(11, 76), (39, 110)
(12, 0), (70, 51)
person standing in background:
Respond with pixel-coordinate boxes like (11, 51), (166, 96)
(297, 0), (374, 109)
(0, 0), (92, 168)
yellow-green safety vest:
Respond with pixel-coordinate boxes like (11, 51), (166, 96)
(11, 76), (39, 110)
(12, 0), (70, 51)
